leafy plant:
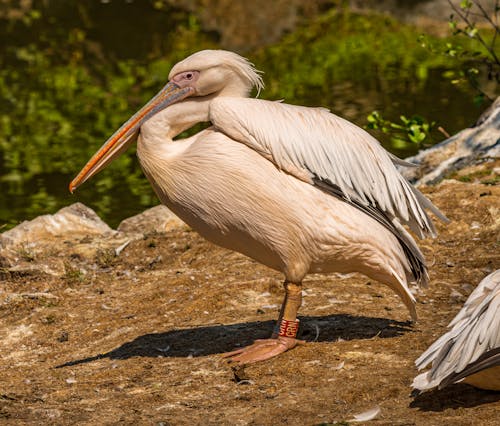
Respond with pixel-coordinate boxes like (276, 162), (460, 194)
(366, 0), (499, 147)
(0, 2), (216, 228)
(254, 9), (459, 103)
(366, 111), (437, 149)
(418, 0), (500, 103)
(446, 0), (500, 101)
(0, 3), (488, 229)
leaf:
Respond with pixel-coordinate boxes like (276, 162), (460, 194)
(409, 131), (425, 144)
(366, 112), (378, 123)
(442, 70), (456, 79)
(460, 0), (472, 10)
(473, 93), (485, 106)
(467, 28), (478, 38)
(389, 122), (405, 130)
(391, 137), (410, 149)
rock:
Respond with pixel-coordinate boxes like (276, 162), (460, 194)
(0, 203), (130, 277)
(5, 260), (66, 277)
(117, 205), (186, 235)
(0, 203), (113, 249)
(401, 97), (500, 185)
(4, 292), (60, 304)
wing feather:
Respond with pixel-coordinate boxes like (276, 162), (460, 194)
(413, 270), (500, 391)
(439, 348), (500, 389)
(210, 98), (447, 238)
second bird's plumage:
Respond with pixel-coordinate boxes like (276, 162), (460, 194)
(413, 270), (500, 391)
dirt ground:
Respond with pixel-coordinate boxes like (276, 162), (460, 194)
(0, 163), (499, 425)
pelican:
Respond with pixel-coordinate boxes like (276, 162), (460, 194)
(413, 270), (500, 392)
(70, 50), (448, 364)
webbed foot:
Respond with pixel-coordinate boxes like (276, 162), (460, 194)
(222, 336), (304, 364)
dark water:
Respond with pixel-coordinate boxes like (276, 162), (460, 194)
(0, 1), (486, 230)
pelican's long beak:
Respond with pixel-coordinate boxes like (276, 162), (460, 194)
(69, 82), (193, 193)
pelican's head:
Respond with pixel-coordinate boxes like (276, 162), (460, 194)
(169, 50), (263, 97)
(69, 50), (263, 193)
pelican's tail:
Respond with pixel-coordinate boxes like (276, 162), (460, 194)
(391, 218), (429, 289)
(387, 265), (418, 322)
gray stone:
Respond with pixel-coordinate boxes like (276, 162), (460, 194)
(117, 205), (186, 235)
(0, 203), (131, 277)
(0, 203), (113, 249)
(401, 97), (500, 185)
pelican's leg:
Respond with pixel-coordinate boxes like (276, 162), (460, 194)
(222, 281), (304, 364)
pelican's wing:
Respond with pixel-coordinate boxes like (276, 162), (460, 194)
(413, 270), (500, 391)
(210, 98), (447, 238)
(439, 348), (500, 389)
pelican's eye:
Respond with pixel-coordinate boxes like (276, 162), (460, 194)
(172, 71), (200, 86)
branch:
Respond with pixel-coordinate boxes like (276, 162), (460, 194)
(473, 0), (500, 34)
(492, 0), (499, 51)
(447, 0), (500, 65)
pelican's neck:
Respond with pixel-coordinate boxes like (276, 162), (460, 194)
(140, 96), (212, 145)
(139, 78), (251, 147)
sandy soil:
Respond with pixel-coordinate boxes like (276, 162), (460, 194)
(0, 164), (499, 425)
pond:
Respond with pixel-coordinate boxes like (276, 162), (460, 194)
(0, 1), (489, 230)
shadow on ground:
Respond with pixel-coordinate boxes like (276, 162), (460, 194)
(411, 384), (500, 410)
(57, 314), (412, 368)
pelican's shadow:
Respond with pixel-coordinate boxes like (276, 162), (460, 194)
(57, 314), (412, 368)
(411, 384), (500, 410)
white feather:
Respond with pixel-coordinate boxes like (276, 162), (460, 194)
(413, 270), (500, 391)
(210, 97), (445, 238)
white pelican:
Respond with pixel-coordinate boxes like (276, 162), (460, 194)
(70, 50), (448, 364)
(413, 270), (500, 392)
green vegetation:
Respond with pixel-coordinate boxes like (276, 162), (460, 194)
(451, 168), (500, 185)
(255, 10), (458, 101)
(445, 0), (500, 102)
(366, 112), (438, 149)
(365, 0), (500, 147)
(16, 243), (35, 262)
(0, 2), (216, 228)
(0, 2), (496, 229)
(63, 262), (86, 284)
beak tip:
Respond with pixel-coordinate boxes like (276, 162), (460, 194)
(68, 181), (76, 194)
